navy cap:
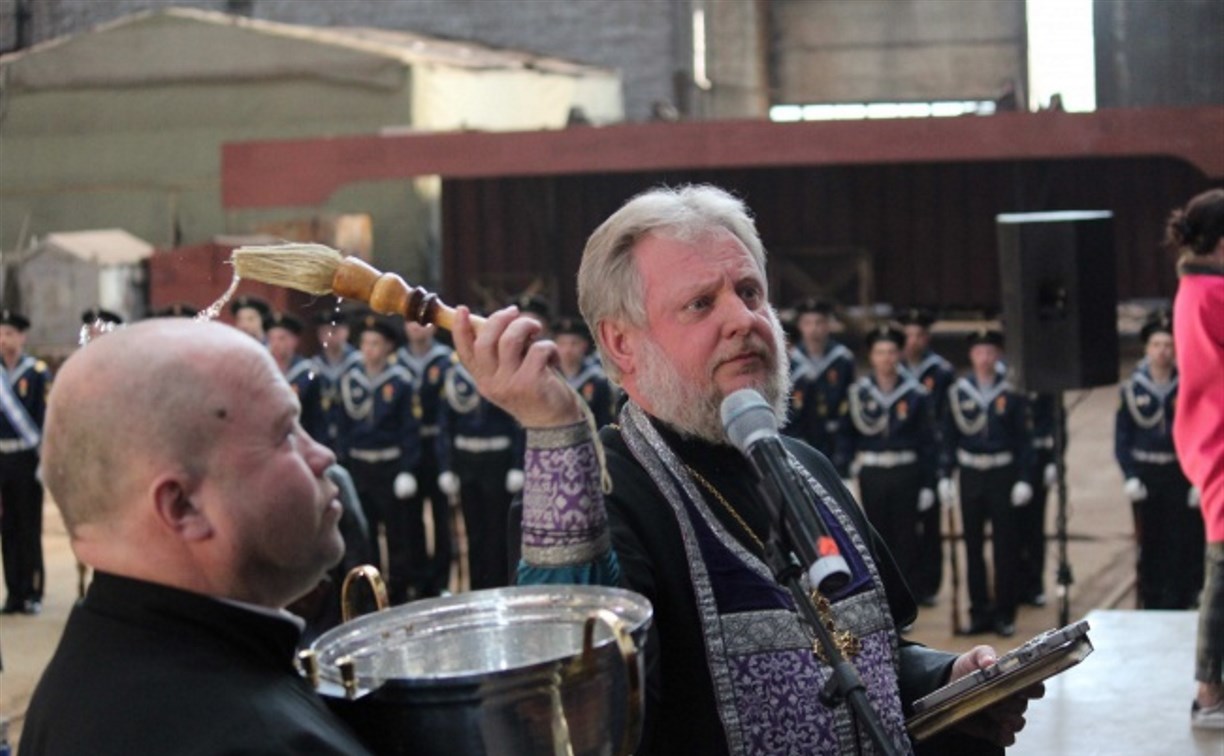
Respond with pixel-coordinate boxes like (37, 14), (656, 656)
(81, 308), (123, 325)
(354, 313), (399, 343)
(967, 327), (1004, 348)
(896, 307), (936, 328)
(552, 316), (590, 339)
(512, 293), (551, 321)
(266, 311), (303, 336)
(229, 295), (271, 318)
(1140, 310), (1173, 343)
(865, 324), (905, 349)
(0, 309), (30, 331)
(793, 297), (834, 316)
(313, 309), (350, 328)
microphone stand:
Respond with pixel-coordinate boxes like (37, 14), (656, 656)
(761, 534), (901, 756)
(1053, 392), (1073, 627)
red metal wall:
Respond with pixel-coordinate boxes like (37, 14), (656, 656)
(148, 241), (328, 352)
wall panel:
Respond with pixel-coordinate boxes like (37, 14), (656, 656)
(441, 157), (1210, 318)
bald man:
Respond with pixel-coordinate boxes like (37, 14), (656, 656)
(20, 320), (372, 756)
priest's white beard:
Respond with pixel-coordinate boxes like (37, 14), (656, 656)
(636, 310), (791, 444)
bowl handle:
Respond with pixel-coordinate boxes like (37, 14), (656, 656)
(341, 564), (389, 623)
(582, 609), (644, 756)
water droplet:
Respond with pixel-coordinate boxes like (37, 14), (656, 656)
(197, 271), (242, 322)
(79, 319), (121, 346)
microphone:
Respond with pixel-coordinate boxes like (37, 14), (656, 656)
(326, 464), (369, 540)
(721, 388), (851, 594)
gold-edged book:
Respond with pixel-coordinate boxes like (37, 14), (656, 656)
(906, 620), (1094, 742)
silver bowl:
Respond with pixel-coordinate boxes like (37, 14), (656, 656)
(306, 582), (653, 756)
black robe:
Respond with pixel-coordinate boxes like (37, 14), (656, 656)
(20, 572), (373, 756)
(598, 421), (1000, 756)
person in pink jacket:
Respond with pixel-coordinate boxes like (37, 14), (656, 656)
(1168, 187), (1224, 730)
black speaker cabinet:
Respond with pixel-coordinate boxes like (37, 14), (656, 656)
(996, 211), (1118, 393)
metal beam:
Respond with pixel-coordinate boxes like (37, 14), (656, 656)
(222, 107), (1224, 209)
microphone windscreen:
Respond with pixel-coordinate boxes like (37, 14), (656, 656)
(720, 388), (779, 454)
(325, 464), (369, 538)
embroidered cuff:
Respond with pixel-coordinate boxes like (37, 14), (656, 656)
(521, 422), (609, 566)
(516, 551), (621, 588)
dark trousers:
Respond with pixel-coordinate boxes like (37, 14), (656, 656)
(406, 446), (453, 597)
(912, 470), (943, 600)
(859, 462), (922, 581)
(1197, 542), (1224, 684)
(960, 463), (1021, 624)
(1, 450), (44, 606)
(347, 457), (412, 603)
(455, 448), (514, 591)
(1134, 462), (1204, 609)
(1017, 448), (1053, 602)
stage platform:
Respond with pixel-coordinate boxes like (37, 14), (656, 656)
(1013, 609), (1223, 755)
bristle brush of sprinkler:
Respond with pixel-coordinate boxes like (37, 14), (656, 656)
(231, 243), (344, 296)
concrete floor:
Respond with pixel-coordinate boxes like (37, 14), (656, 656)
(1012, 610), (1223, 756)
(904, 384), (1145, 656)
(1, 384), (1219, 753)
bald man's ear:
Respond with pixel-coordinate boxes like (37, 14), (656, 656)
(152, 475), (213, 542)
(598, 319), (637, 378)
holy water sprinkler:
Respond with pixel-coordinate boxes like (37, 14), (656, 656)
(232, 242), (615, 495)
(230, 243), (486, 332)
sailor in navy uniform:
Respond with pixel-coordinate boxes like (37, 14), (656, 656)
(898, 307), (956, 605)
(311, 310), (361, 452)
(0, 310), (53, 615)
(842, 324), (937, 585)
(939, 327), (1033, 637)
(1115, 310), (1204, 609)
(229, 294), (270, 342)
(74, 309), (125, 597)
(438, 352), (524, 590)
(553, 316), (618, 429)
(395, 320), (455, 598)
(899, 308), (957, 414)
(336, 314), (422, 604)
(1019, 391), (1063, 607)
(783, 298), (855, 477)
(266, 312), (323, 442)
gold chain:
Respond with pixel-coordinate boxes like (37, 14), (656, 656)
(687, 464), (860, 661)
(634, 433), (860, 663)
(684, 464), (766, 553)
(809, 590), (862, 662)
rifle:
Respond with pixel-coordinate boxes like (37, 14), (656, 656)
(946, 500), (964, 635)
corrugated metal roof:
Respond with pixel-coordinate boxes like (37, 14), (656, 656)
(0, 7), (615, 77)
(323, 25), (614, 75)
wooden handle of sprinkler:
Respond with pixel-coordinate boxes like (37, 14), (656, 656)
(332, 255), (486, 333)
